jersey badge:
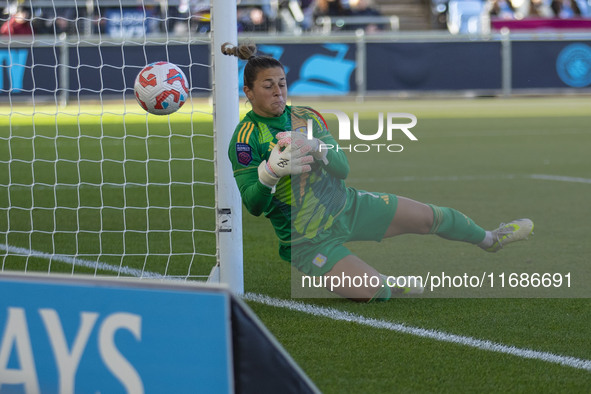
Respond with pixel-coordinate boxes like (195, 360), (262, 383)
(236, 143), (252, 166)
(313, 253), (327, 268)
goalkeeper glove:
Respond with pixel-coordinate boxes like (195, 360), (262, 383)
(258, 140), (314, 190)
(276, 131), (329, 165)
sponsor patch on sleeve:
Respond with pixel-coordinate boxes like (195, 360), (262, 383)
(236, 143), (252, 166)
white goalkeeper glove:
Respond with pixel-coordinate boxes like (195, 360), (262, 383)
(258, 138), (314, 190)
(276, 131), (329, 165)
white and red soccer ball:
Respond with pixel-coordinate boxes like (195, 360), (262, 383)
(134, 61), (189, 115)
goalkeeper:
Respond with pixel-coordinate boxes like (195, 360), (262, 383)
(223, 43), (534, 302)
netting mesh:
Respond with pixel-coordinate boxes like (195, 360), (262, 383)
(0, 0), (217, 280)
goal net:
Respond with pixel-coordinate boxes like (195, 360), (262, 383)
(0, 0), (242, 291)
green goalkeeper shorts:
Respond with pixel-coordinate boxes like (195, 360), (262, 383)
(280, 187), (398, 276)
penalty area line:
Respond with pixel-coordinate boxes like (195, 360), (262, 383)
(243, 292), (591, 373)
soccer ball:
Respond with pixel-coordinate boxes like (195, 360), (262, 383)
(134, 61), (189, 115)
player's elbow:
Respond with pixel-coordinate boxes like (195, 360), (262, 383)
(245, 203), (264, 217)
(242, 197), (270, 217)
(329, 161), (349, 179)
(338, 162), (350, 179)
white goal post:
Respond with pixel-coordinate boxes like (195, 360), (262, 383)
(211, 0), (243, 294)
(0, 0), (243, 293)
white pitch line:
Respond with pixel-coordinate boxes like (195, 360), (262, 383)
(3, 242), (591, 373)
(529, 174), (591, 184)
(0, 243), (164, 280)
(242, 292), (591, 373)
(348, 174), (591, 185)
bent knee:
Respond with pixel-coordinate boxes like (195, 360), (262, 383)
(417, 211), (434, 234)
(386, 199), (434, 237)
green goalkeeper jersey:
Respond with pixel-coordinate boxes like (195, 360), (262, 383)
(228, 105), (350, 250)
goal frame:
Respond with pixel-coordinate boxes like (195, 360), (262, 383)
(0, 0), (244, 294)
(211, 0), (244, 294)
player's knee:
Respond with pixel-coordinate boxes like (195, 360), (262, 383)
(414, 203), (434, 234)
(405, 201), (434, 234)
(422, 210), (434, 234)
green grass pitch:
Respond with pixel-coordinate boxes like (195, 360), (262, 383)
(246, 97), (591, 392)
(1, 96), (591, 392)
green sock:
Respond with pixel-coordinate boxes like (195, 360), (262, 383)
(428, 204), (486, 244)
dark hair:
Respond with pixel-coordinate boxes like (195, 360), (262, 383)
(221, 42), (284, 90)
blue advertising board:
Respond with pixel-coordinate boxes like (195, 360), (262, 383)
(365, 41), (502, 91)
(241, 43), (357, 95)
(0, 274), (232, 393)
(3, 39), (590, 99)
(512, 41), (591, 89)
(0, 47), (58, 94)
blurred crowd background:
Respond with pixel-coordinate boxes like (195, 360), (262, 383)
(2, 0), (591, 37)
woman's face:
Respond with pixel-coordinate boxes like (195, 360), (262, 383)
(243, 67), (287, 118)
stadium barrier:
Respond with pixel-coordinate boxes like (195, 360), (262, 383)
(1, 31), (591, 102)
(315, 15), (401, 34)
(0, 272), (319, 393)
